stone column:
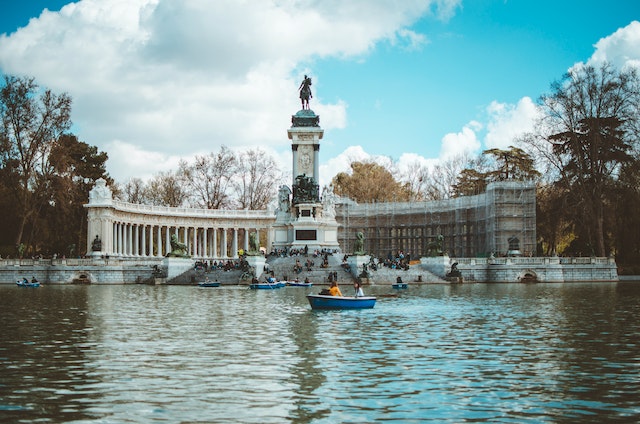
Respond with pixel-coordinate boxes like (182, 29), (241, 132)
(212, 228), (218, 258)
(203, 228), (208, 259)
(157, 226), (162, 257)
(141, 225), (146, 256)
(192, 227), (198, 257)
(129, 224), (134, 256)
(222, 229), (228, 258)
(292, 144), (299, 184)
(244, 228), (249, 251)
(232, 228), (238, 258)
(313, 144), (320, 184)
(120, 223), (125, 256)
(134, 225), (139, 256)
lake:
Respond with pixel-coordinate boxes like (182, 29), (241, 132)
(1, 282), (639, 423)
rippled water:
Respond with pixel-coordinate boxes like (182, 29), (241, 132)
(1, 282), (639, 423)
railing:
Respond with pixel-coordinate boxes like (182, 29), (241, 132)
(108, 200), (275, 220)
(453, 256), (615, 265)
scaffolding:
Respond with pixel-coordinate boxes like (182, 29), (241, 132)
(335, 180), (536, 258)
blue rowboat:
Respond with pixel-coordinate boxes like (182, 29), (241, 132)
(16, 280), (40, 288)
(198, 281), (220, 287)
(306, 294), (376, 310)
(250, 282), (284, 289)
(392, 283), (408, 289)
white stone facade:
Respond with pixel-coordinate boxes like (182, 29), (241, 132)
(85, 179), (275, 259)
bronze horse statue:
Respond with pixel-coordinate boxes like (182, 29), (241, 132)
(299, 75), (312, 110)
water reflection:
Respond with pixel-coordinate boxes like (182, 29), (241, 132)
(0, 282), (639, 423)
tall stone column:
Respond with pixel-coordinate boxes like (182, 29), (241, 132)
(192, 227), (198, 257)
(203, 228), (208, 259)
(232, 228), (238, 258)
(134, 225), (139, 256)
(212, 228), (218, 258)
(222, 229), (228, 258)
(125, 224), (131, 256)
(141, 225), (146, 256)
(157, 225), (162, 257)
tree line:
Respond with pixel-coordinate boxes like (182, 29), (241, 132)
(2, 63), (640, 270)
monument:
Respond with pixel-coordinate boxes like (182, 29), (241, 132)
(272, 75), (340, 252)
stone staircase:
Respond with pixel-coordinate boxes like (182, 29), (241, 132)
(163, 255), (448, 286)
(365, 264), (447, 284)
(265, 254), (352, 286)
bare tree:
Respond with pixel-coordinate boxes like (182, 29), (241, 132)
(180, 146), (236, 209)
(121, 177), (148, 204)
(146, 170), (188, 207)
(233, 148), (284, 210)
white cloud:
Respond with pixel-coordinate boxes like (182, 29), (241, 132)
(439, 122), (482, 159)
(587, 20), (640, 70)
(484, 97), (539, 149)
(0, 0), (455, 182)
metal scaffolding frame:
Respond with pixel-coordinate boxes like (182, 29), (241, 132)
(335, 181), (536, 258)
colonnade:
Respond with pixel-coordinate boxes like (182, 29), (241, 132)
(109, 222), (263, 259)
(85, 182), (275, 260)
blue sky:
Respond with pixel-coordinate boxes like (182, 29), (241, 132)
(0, 1), (639, 188)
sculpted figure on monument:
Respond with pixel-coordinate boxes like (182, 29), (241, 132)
(322, 184), (336, 218)
(293, 174), (319, 204)
(91, 235), (102, 252)
(167, 234), (189, 258)
(353, 231), (365, 255)
(298, 75), (312, 110)
(278, 185), (291, 213)
(247, 232), (260, 256)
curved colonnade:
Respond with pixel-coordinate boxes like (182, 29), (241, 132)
(86, 199), (275, 260)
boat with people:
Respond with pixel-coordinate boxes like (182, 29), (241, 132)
(306, 294), (376, 310)
(392, 276), (408, 289)
(16, 280), (40, 288)
(286, 279), (313, 287)
(250, 281), (285, 289)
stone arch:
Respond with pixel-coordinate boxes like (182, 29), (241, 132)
(71, 271), (92, 284)
(517, 269), (538, 283)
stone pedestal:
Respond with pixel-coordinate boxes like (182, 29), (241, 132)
(347, 255), (371, 279)
(245, 255), (266, 279)
(161, 257), (194, 281)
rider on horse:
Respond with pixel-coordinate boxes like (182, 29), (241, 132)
(298, 75), (312, 110)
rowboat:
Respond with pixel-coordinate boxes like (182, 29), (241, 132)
(392, 282), (408, 289)
(198, 281), (221, 287)
(250, 281), (285, 289)
(16, 280), (40, 288)
(306, 294), (376, 310)
(286, 281), (313, 287)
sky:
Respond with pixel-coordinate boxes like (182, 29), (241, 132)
(0, 0), (639, 189)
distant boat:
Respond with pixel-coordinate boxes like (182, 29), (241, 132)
(307, 294), (376, 310)
(392, 282), (408, 289)
(250, 281), (285, 289)
(286, 280), (313, 287)
(198, 281), (221, 287)
(16, 280), (40, 288)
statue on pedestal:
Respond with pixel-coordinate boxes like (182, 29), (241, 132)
(167, 234), (190, 258)
(298, 75), (312, 110)
(91, 235), (102, 252)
